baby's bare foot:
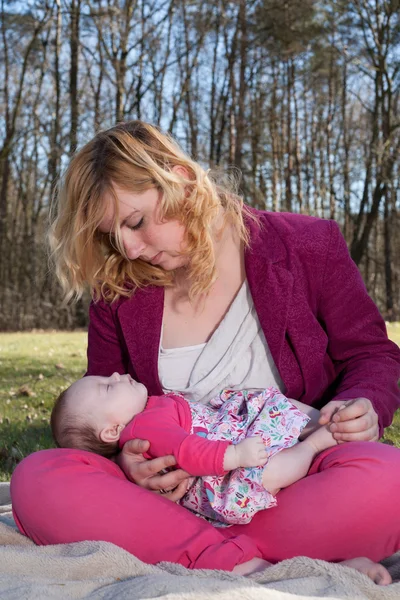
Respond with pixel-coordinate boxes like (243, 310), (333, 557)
(340, 557), (392, 585)
(232, 557), (272, 575)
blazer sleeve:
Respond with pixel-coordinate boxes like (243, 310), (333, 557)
(318, 220), (400, 434)
(86, 299), (128, 377)
(121, 399), (231, 476)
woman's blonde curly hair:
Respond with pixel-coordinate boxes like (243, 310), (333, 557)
(49, 120), (253, 303)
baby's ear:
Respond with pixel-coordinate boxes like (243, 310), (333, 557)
(100, 424), (124, 443)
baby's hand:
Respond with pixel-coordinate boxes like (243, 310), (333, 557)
(235, 437), (268, 468)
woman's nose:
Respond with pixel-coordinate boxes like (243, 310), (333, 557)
(122, 231), (146, 260)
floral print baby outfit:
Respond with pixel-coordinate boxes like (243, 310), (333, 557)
(182, 388), (309, 526)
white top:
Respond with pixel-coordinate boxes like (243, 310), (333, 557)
(158, 280), (285, 405)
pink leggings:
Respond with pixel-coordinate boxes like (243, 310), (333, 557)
(10, 441), (400, 570)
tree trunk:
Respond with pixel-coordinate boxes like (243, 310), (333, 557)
(234, 0), (247, 171)
(49, 0), (61, 191)
(284, 59), (293, 212)
(270, 59), (279, 211)
(342, 55), (351, 238)
(292, 61), (303, 213)
(70, 0), (81, 155)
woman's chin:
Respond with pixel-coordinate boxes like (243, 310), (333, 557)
(161, 257), (189, 271)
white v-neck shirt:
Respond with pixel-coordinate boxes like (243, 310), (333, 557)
(158, 280), (284, 405)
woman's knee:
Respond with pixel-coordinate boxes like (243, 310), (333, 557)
(11, 448), (125, 493)
(312, 440), (400, 470)
(10, 448), (126, 543)
(310, 441), (400, 500)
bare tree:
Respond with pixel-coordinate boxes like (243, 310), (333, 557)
(1, 0), (399, 328)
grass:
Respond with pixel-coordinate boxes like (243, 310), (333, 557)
(0, 331), (87, 480)
(0, 326), (400, 481)
(377, 323), (400, 448)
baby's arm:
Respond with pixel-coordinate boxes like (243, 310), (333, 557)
(133, 423), (268, 476)
(126, 396), (233, 476)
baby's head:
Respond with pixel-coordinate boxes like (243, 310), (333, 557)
(51, 373), (148, 458)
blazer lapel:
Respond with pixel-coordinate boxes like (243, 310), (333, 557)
(245, 214), (293, 383)
(116, 286), (164, 395)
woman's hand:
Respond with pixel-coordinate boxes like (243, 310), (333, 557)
(319, 398), (379, 442)
(116, 439), (190, 502)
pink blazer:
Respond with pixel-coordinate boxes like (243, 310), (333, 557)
(87, 210), (400, 435)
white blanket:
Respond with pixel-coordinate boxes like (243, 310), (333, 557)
(1, 482), (400, 600)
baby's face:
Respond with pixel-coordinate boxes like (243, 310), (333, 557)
(69, 373), (148, 428)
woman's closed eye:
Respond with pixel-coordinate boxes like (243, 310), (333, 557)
(128, 218), (144, 231)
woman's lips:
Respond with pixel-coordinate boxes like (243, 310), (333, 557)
(149, 252), (163, 265)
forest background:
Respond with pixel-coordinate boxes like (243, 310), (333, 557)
(0, 0), (399, 330)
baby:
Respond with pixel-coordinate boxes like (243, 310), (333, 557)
(52, 373), (338, 525)
(50, 373), (392, 584)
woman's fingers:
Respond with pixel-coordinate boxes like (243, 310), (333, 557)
(162, 479), (190, 503)
(331, 398), (372, 422)
(135, 455), (178, 483)
(330, 413), (377, 434)
(332, 424), (379, 442)
(149, 467), (190, 491)
(118, 437), (190, 492)
(118, 440), (178, 486)
(115, 440), (150, 479)
(319, 401), (346, 424)
(137, 465), (190, 492)
(328, 398), (379, 440)
(122, 438), (150, 456)
(320, 398), (372, 425)
(321, 398), (376, 423)
(319, 398), (379, 441)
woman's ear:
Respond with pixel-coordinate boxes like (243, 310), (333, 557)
(171, 165), (191, 180)
(99, 424), (124, 444)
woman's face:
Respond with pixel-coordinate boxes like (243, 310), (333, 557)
(98, 185), (189, 271)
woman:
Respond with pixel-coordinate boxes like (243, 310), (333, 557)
(11, 121), (400, 576)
